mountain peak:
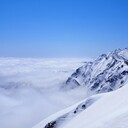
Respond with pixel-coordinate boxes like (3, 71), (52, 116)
(65, 48), (128, 95)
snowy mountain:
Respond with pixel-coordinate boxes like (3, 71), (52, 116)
(65, 48), (128, 95)
(33, 48), (128, 128)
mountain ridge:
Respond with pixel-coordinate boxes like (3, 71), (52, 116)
(65, 48), (128, 95)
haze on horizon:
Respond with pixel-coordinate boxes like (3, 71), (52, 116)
(0, 0), (128, 58)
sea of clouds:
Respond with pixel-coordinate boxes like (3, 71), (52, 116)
(0, 58), (91, 128)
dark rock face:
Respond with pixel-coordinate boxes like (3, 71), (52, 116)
(124, 60), (128, 65)
(65, 48), (128, 94)
(66, 77), (80, 89)
(121, 71), (128, 75)
(45, 121), (56, 128)
(91, 82), (100, 90)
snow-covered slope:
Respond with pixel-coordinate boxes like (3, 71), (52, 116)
(33, 94), (103, 128)
(33, 82), (128, 128)
(63, 82), (128, 128)
(65, 48), (128, 95)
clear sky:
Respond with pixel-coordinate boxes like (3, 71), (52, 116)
(0, 0), (128, 58)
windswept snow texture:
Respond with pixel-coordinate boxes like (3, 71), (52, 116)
(34, 83), (128, 128)
(0, 58), (90, 128)
(33, 94), (102, 128)
(66, 48), (128, 95)
(63, 83), (128, 128)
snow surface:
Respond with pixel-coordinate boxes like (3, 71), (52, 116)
(0, 58), (90, 128)
(33, 94), (103, 128)
(33, 83), (128, 128)
(118, 48), (128, 60)
(63, 83), (128, 128)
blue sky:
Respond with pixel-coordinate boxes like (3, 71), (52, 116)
(0, 0), (128, 57)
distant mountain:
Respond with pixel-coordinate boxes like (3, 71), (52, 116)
(65, 48), (128, 95)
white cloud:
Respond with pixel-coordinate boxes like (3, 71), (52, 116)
(0, 57), (91, 128)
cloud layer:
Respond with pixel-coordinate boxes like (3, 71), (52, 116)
(0, 58), (90, 128)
